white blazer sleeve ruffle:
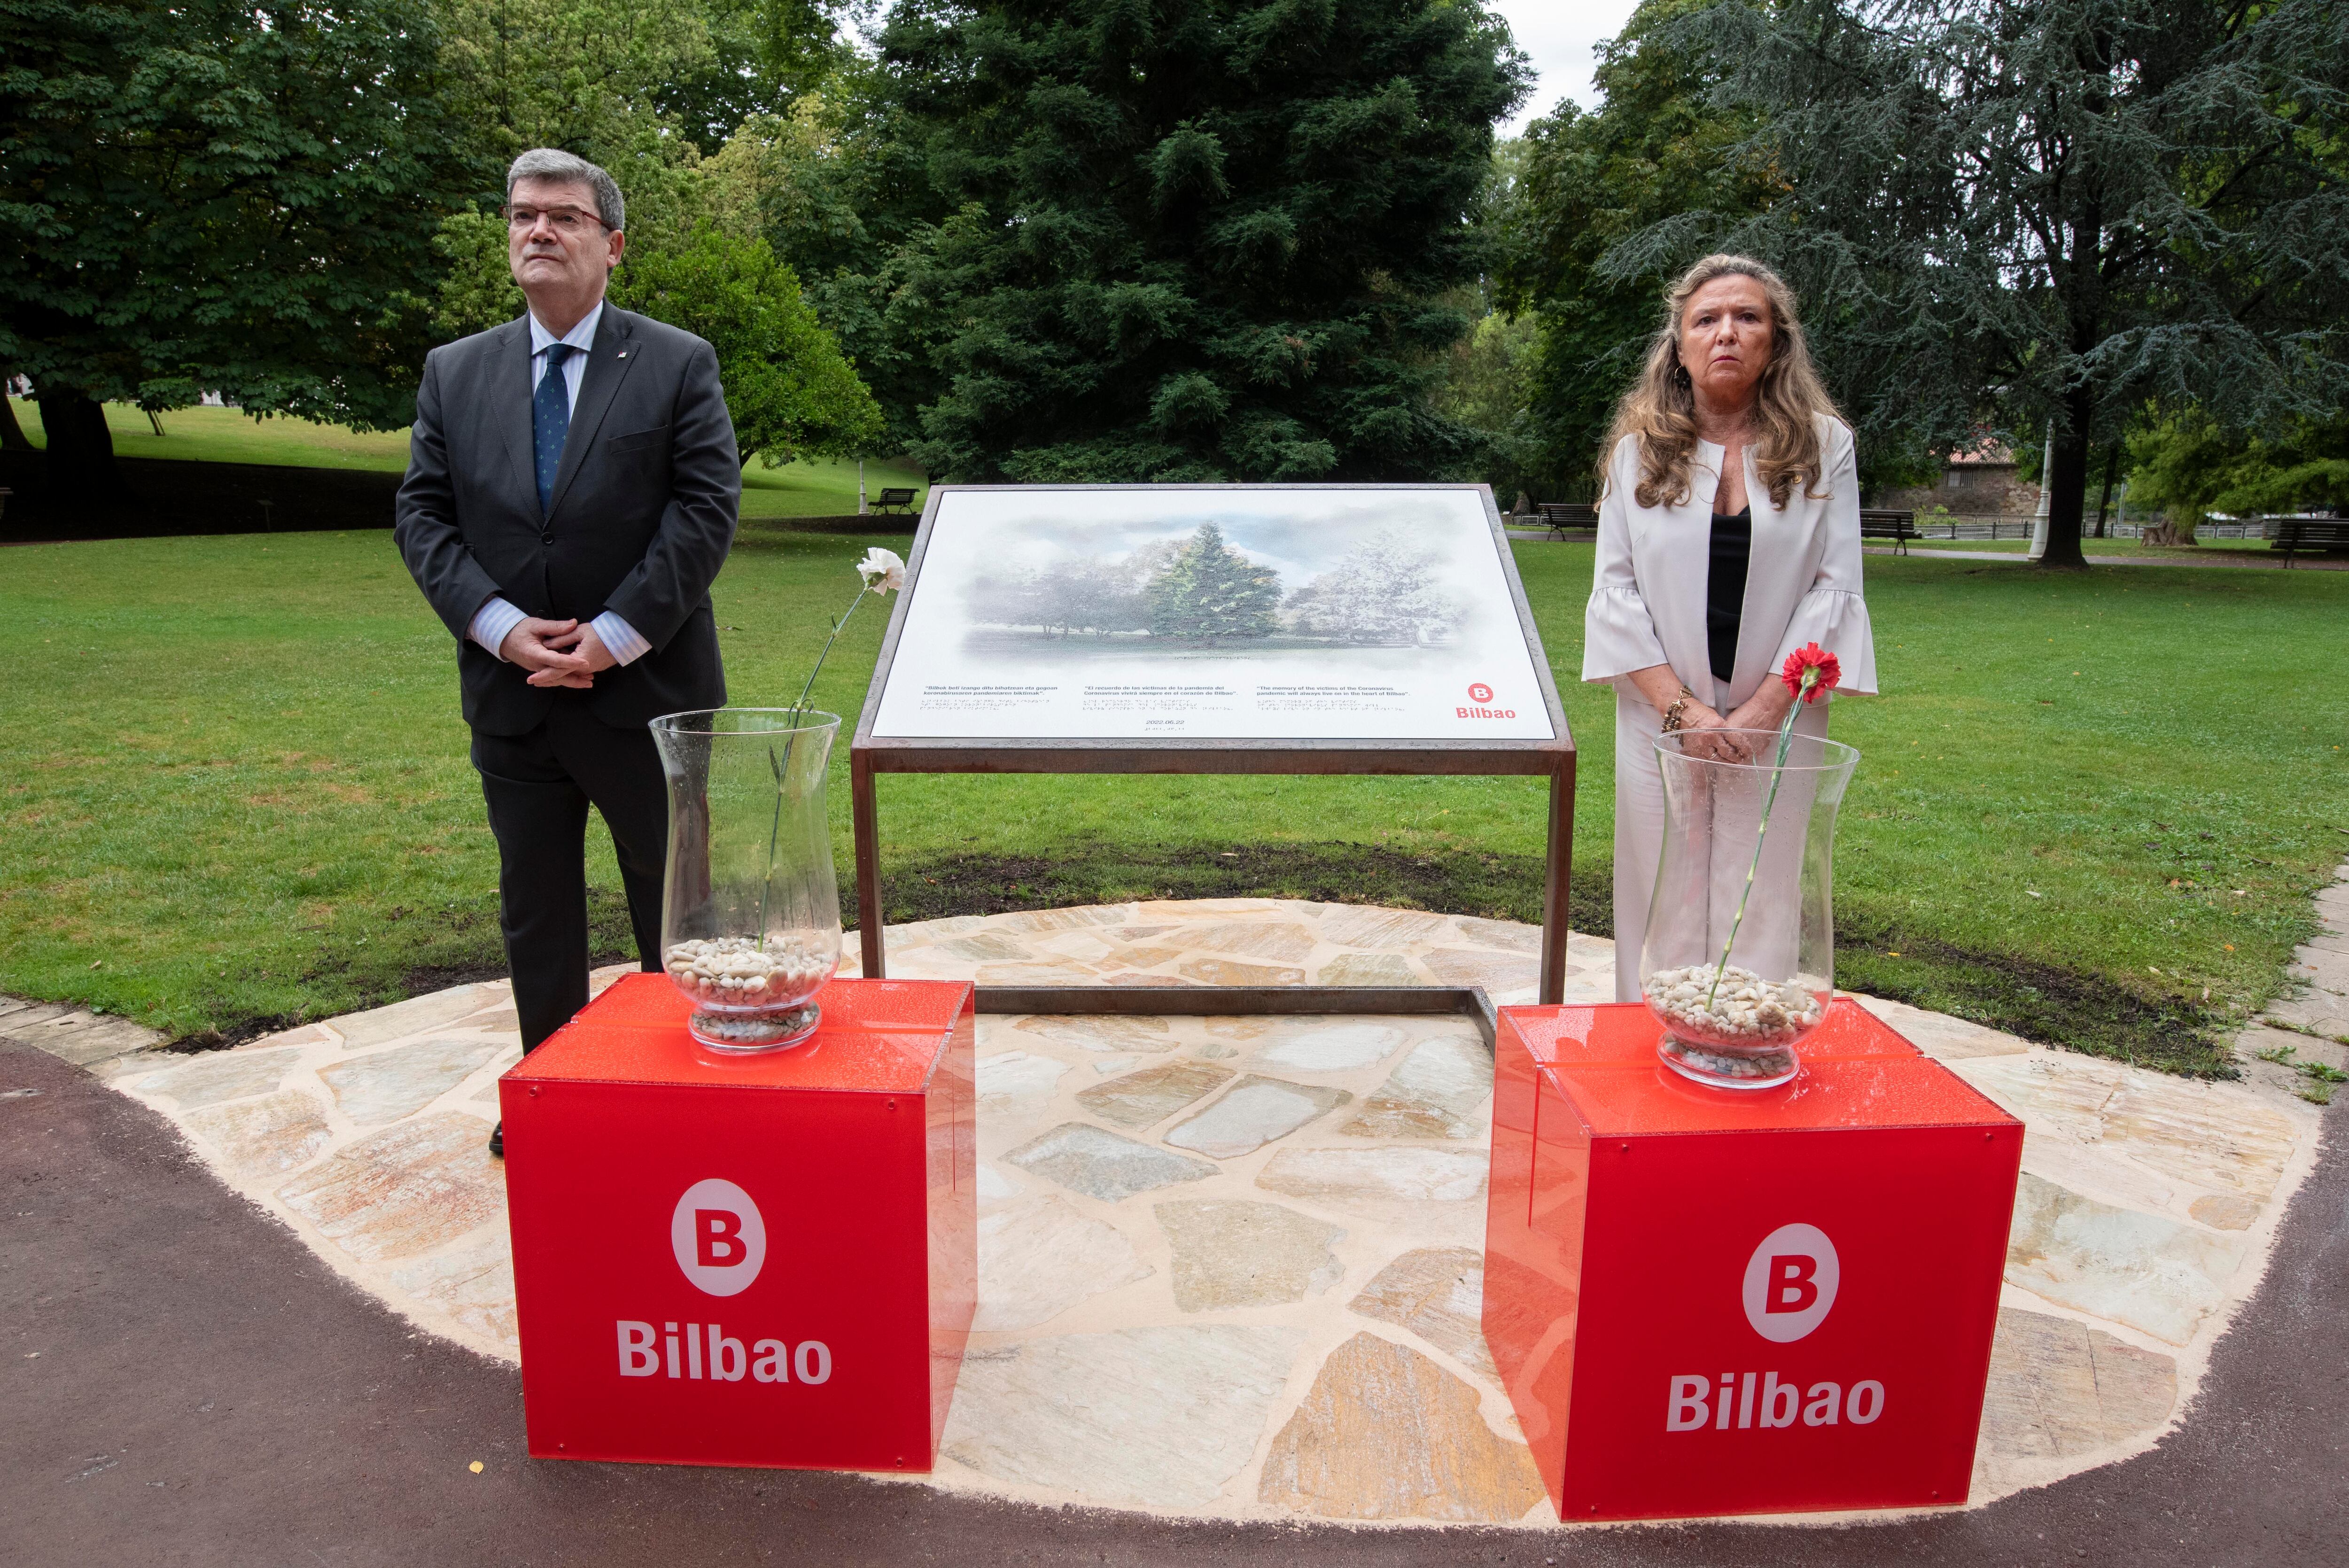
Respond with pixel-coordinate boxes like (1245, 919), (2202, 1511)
(1769, 422), (1879, 695)
(1582, 438), (1669, 682)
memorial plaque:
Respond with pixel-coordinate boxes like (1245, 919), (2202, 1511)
(850, 484), (1576, 1000)
(868, 485), (1555, 742)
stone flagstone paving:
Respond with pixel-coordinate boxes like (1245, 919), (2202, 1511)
(86, 894), (2334, 1528)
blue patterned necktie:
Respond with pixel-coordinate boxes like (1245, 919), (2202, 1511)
(533, 341), (576, 516)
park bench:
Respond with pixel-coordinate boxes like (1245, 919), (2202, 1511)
(1859, 509), (1918, 554)
(2272, 517), (2349, 567)
(871, 486), (919, 515)
(1535, 501), (1597, 540)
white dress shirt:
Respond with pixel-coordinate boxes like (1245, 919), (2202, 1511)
(465, 301), (651, 668)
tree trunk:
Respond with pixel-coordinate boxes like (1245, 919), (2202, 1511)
(0, 372), (31, 451)
(34, 387), (127, 498)
(2092, 443), (2119, 538)
(2036, 397), (2092, 568)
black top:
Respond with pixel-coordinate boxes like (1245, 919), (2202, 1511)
(1707, 505), (1751, 685)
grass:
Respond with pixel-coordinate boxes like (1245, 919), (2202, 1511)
(4, 528), (2345, 1074)
(2252, 1041), (2347, 1105)
(5, 397), (926, 519)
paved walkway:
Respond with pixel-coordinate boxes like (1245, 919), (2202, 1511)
(9, 880), (2345, 1543)
(6, 1012), (2343, 1564)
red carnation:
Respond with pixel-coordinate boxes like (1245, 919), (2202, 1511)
(1781, 643), (1842, 704)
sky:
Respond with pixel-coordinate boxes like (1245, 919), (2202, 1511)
(1489, 0), (1643, 134)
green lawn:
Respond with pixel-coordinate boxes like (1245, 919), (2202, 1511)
(3, 528), (2343, 1073)
(6, 397), (926, 519)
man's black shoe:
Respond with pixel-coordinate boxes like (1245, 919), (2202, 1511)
(489, 1121), (504, 1158)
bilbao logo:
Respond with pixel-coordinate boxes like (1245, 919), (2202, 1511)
(1741, 1222), (1839, 1343)
(671, 1178), (767, 1297)
(1458, 681), (1516, 719)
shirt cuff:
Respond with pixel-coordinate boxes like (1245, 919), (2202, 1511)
(591, 611), (651, 667)
(467, 596), (529, 661)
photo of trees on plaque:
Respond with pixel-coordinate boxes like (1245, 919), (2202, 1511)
(871, 487), (1555, 742)
(964, 521), (1467, 653)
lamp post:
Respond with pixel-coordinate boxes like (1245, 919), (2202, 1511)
(2025, 421), (2054, 561)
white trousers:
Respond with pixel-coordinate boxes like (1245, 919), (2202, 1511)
(1609, 687), (1836, 1003)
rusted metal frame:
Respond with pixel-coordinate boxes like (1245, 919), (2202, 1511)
(851, 746), (883, 980)
(857, 737), (1566, 776)
(970, 984), (1499, 1050)
(846, 483), (1578, 1006)
(1540, 756), (1575, 1005)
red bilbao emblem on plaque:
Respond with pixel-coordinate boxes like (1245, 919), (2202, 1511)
(1460, 681), (1515, 719)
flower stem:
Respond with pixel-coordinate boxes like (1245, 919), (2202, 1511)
(756, 584), (873, 948)
(788, 584), (871, 728)
(1705, 675), (1814, 1010)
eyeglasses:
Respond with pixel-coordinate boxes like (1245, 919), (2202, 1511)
(503, 204), (609, 234)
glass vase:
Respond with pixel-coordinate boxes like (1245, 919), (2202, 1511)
(650, 709), (843, 1052)
(1639, 728), (1860, 1090)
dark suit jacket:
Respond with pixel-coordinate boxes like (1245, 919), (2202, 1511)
(395, 304), (740, 736)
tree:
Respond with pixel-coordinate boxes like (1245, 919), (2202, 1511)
(1056, 558), (1154, 634)
(429, 0), (857, 248)
(1284, 531), (1462, 643)
(0, 0), (478, 491)
(1428, 302), (1543, 501)
(702, 87), (951, 458)
(1623, 0), (2349, 568)
(611, 228), (883, 462)
(862, 0), (1532, 482)
(1496, 0), (1780, 491)
(1147, 524), (1282, 641)
(2125, 405), (2349, 541)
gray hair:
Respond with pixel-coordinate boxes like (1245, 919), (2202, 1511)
(506, 149), (625, 232)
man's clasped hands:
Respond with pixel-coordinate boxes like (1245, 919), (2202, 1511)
(501, 616), (618, 688)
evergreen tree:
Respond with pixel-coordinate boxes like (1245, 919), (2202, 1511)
(864, 0), (1531, 482)
(1620, 0), (2349, 568)
(1147, 524), (1282, 640)
(0, 0), (478, 490)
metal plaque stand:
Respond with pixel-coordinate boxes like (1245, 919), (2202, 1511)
(848, 483), (1577, 1004)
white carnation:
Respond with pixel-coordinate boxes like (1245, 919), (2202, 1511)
(856, 547), (907, 594)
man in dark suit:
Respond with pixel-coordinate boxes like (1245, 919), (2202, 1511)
(396, 149), (739, 1153)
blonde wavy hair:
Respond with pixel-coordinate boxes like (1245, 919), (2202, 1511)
(1604, 254), (1843, 511)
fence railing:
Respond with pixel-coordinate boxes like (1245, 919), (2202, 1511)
(1902, 516), (2038, 540)
(1902, 516), (2309, 542)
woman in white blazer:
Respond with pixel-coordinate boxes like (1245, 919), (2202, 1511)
(1581, 255), (1879, 1001)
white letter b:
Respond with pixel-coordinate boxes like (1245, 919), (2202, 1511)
(1666, 1374), (1710, 1432)
(617, 1320), (658, 1377)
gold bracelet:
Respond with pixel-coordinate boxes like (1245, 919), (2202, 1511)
(1661, 688), (1696, 733)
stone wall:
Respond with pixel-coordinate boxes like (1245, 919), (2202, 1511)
(1876, 466), (2043, 517)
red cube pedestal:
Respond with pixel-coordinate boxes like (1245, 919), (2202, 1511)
(499, 973), (975, 1472)
(1483, 1001), (2022, 1521)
